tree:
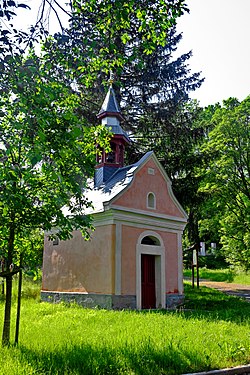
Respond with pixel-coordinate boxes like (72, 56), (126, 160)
(0, 0), (72, 61)
(0, 0), (188, 345)
(45, 9), (204, 242)
(0, 52), (110, 345)
(121, 37), (205, 245)
(70, 0), (188, 75)
(198, 97), (250, 270)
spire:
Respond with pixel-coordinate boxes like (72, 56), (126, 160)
(97, 73), (124, 122)
(96, 72), (130, 142)
(95, 73), (131, 187)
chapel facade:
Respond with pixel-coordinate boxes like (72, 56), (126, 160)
(41, 83), (187, 309)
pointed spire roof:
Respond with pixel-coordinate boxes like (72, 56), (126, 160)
(97, 84), (124, 121)
(96, 74), (130, 143)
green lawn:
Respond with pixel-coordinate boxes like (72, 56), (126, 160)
(0, 279), (249, 374)
(183, 267), (250, 284)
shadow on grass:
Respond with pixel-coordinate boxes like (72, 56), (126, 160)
(135, 284), (250, 324)
(17, 341), (212, 375)
(180, 284), (250, 323)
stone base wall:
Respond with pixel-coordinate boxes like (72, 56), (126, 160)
(166, 294), (184, 309)
(112, 295), (136, 309)
(41, 291), (136, 310)
(41, 291), (184, 310)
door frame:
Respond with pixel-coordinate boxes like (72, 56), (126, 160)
(136, 231), (166, 310)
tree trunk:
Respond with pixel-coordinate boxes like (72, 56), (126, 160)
(15, 254), (23, 345)
(2, 275), (12, 346)
(2, 218), (15, 346)
(1, 261), (4, 295)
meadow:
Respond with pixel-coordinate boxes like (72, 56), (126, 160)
(0, 274), (249, 375)
(183, 267), (250, 284)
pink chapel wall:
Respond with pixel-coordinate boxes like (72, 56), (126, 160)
(42, 225), (116, 294)
(120, 225), (180, 296)
(112, 159), (186, 219)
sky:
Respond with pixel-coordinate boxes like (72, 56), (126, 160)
(14, 0), (250, 107)
(176, 0), (250, 106)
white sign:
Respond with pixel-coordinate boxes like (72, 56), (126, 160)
(193, 250), (197, 266)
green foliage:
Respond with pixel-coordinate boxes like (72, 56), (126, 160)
(50, 20), (204, 246)
(183, 283), (249, 319)
(0, 0), (189, 347)
(198, 97), (250, 270)
(0, 50), (111, 344)
(0, 52), (110, 240)
(69, 0), (188, 78)
(45, 5), (204, 248)
(0, 285), (249, 374)
(183, 250), (228, 270)
(184, 267), (250, 285)
(14, 230), (43, 279)
(220, 199), (250, 271)
(183, 268), (235, 282)
(0, 275), (41, 302)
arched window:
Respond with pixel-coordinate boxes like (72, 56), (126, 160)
(147, 192), (156, 209)
(106, 142), (116, 163)
(141, 236), (160, 246)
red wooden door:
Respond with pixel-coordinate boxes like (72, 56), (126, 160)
(141, 254), (156, 309)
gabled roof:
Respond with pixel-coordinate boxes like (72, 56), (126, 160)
(86, 153), (152, 213)
(85, 151), (187, 220)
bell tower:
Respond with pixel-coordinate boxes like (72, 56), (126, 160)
(95, 79), (130, 187)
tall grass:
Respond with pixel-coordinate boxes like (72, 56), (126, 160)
(0, 275), (41, 302)
(0, 281), (249, 374)
(183, 267), (250, 284)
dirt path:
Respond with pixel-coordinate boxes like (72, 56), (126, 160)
(199, 280), (250, 302)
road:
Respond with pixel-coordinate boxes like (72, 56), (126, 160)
(199, 280), (250, 303)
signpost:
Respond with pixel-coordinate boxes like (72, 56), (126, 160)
(191, 244), (199, 289)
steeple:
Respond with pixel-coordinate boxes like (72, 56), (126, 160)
(95, 76), (130, 187)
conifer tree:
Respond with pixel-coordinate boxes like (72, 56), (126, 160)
(49, 23), (204, 245)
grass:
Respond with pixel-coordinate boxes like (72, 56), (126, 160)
(183, 267), (250, 284)
(0, 277), (249, 374)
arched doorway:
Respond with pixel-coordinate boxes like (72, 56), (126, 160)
(141, 253), (156, 308)
(136, 232), (166, 310)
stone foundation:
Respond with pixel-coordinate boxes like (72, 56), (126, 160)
(166, 293), (184, 309)
(41, 291), (136, 310)
(41, 291), (184, 310)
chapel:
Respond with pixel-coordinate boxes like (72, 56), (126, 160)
(41, 82), (187, 309)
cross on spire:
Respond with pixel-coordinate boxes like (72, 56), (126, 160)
(108, 70), (115, 86)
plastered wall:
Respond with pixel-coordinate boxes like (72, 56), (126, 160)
(42, 225), (115, 294)
(120, 225), (179, 295)
(113, 159), (185, 218)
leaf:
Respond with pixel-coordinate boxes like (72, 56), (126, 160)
(17, 4), (31, 9)
(1, 30), (11, 35)
(30, 154), (42, 167)
(7, 1), (16, 7)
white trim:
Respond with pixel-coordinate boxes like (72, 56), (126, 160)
(93, 209), (186, 232)
(94, 217), (183, 237)
(137, 231), (163, 246)
(109, 205), (187, 223)
(177, 232), (183, 294)
(115, 223), (122, 295)
(136, 231), (166, 310)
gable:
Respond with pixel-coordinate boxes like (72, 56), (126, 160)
(110, 156), (187, 219)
